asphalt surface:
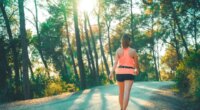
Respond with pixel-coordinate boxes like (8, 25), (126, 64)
(0, 81), (186, 110)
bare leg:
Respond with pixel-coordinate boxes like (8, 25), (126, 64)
(117, 81), (124, 110)
(123, 80), (133, 110)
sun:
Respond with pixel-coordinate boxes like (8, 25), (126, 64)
(78, 0), (97, 13)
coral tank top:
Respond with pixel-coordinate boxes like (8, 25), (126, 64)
(115, 48), (136, 74)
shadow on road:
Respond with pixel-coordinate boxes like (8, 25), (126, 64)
(0, 81), (187, 110)
(130, 81), (186, 110)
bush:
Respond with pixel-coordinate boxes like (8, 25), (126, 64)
(160, 70), (175, 81)
(31, 72), (77, 98)
(175, 62), (190, 93)
(99, 72), (111, 85)
(31, 73), (49, 98)
(187, 68), (200, 100)
(44, 78), (77, 96)
(175, 51), (200, 100)
(135, 71), (148, 81)
(45, 82), (62, 96)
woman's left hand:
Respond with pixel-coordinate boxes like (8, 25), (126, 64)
(109, 72), (114, 80)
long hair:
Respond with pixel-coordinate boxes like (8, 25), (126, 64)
(121, 34), (131, 48)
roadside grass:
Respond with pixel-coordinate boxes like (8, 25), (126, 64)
(170, 84), (200, 110)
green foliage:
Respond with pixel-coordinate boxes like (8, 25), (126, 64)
(138, 52), (156, 81)
(160, 45), (180, 81)
(160, 70), (175, 81)
(0, 79), (23, 103)
(135, 71), (148, 81)
(31, 72), (49, 98)
(175, 51), (200, 100)
(175, 62), (190, 93)
(99, 72), (111, 85)
(185, 52), (200, 69)
(45, 82), (63, 96)
(44, 78), (76, 96)
(161, 45), (179, 71)
(31, 71), (77, 98)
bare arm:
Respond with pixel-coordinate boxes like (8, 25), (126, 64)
(109, 49), (119, 79)
(111, 50), (119, 73)
(133, 50), (139, 74)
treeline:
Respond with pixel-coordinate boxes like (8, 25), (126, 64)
(0, 0), (199, 103)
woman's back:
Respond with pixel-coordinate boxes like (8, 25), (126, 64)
(115, 47), (137, 74)
(118, 47), (135, 67)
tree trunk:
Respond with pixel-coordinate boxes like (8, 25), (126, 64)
(0, 2), (21, 98)
(85, 48), (93, 81)
(28, 58), (34, 81)
(63, 12), (79, 86)
(0, 39), (9, 92)
(84, 13), (98, 84)
(193, 8), (198, 51)
(106, 20), (113, 66)
(170, 21), (182, 61)
(60, 32), (68, 81)
(156, 39), (161, 80)
(86, 14), (99, 76)
(18, 0), (31, 99)
(97, 0), (110, 76)
(152, 48), (159, 81)
(34, 0), (50, 77)
(73, 0), (86, 89)
(98, 14), (110, 76)
(130, 0), (135, 45)
(0, 39), (13, 100)
(151, 14), (159, 81)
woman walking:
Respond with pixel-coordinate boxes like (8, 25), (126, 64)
(109, 34), (139, 110)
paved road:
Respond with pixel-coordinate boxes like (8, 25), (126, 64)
(0, 81), (186, 110)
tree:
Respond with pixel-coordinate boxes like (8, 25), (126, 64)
(0, 37), (13, 101)
(169, 20), (182, 61)
(33, 0), (50, 77)
(161, 45), (179, 73)
(169, 0), (190, 56)
(143, 1), (161, 81)
(86, 14), (100, 79)
(62, 0), (79, 86)
(18, 0), (30, 99)
(84, 12), (98, 84)
(73, 0), (86, 89)
(103, 0), (114, 66)
(130, 0), (135, 47)
(160, 0), (191, 56)
(97, 0), (110, 76)
(181, 0), (200, 52)
(0, 1), (20, 98)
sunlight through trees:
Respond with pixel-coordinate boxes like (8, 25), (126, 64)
(0, 0), (199, 103)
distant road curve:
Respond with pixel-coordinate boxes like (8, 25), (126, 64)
(0, 81), (186, 110)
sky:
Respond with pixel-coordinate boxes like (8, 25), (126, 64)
(24, 0), (142, 34)
(25, 0), (50, 34)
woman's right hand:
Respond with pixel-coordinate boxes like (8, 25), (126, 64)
(134, 68), (139, 75)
